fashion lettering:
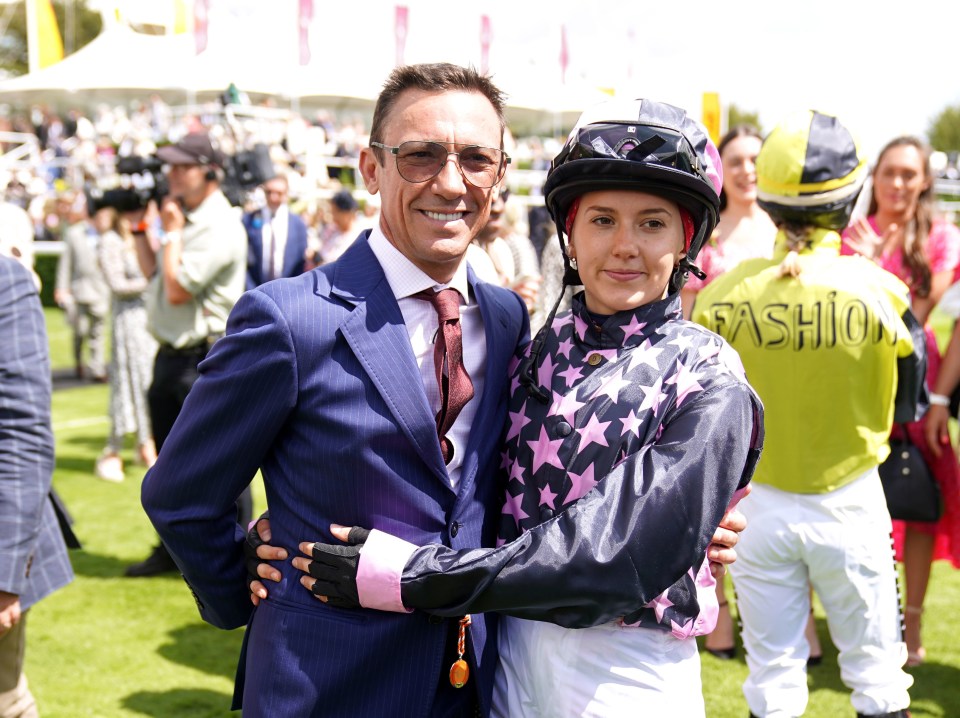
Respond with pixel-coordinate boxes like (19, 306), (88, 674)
(706, 292), (900, 350)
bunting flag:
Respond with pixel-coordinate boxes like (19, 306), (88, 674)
(479, 14), (491, 75)
(194, 0), (210, 55)
(173, 0), (191, 34)
(25, 0), (64, 71)
(299, 0), (314, 65)
(702, 92), (721, 146)
(559, 23), (568, 85)
(395, 5), (408, 67)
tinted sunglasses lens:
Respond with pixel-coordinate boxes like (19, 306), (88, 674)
(457, 146), (504, 187)
(395, 141), (446, 182)
(394, 141), (504, 187)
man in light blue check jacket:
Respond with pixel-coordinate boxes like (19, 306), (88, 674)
(0, 255), (74, 717)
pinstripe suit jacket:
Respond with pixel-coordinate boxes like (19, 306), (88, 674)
(142, 232), (528, 717)
(0, 256), (73, 610)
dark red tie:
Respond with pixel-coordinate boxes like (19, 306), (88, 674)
(413, 288), (474, 464)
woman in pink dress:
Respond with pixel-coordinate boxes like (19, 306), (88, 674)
(842, 135), (960, 666)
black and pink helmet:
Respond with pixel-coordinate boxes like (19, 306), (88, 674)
(544, 98), (723, 288)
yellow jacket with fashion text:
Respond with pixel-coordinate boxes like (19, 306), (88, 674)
(692, 229), (916, 494)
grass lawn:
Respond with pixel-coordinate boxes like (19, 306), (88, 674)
(26, 307), (960, 716)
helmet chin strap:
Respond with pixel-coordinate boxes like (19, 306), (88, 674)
(518, 217), (576, 403)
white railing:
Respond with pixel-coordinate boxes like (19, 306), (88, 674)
(0, 131), (41, 170)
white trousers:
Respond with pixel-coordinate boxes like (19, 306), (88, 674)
(732, 470), (912, 717)
(492, 616), (704, 717)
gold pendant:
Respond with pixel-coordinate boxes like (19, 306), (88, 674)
(449, 658), (470, 688)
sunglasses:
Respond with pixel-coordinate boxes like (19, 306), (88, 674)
(371, 140), (510, 189)
(556, 122), (708, 183)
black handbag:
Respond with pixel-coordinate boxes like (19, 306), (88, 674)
(878, 428), (942, 523)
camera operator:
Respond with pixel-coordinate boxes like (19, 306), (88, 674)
(125, 130), (248, 578)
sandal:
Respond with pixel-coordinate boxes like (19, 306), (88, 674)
(95, 453), (125, 483)
(136, 440), (157, 468)
(904, 605), (925, 667)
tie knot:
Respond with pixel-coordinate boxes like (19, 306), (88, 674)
(414, 288), (463, 322)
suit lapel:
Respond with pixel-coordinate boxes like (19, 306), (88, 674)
(332, 236), (450, 483)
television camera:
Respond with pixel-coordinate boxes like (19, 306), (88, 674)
(87, 143), (275, 214)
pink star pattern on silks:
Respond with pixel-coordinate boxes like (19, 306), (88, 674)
(508, 460), (525, 484)
(621, 315), (647, 340)
(620, 408), (643, 437)
(558, 363), (584, 388)
(666, 359), (703, 407)
(538, 353), (558, 391)
(576, 414), (611, 450)
(506, 409), (532, 442)
(527, 426), (566, 474)
(592, 367), (631, 403)
(510, 372), (523, 396)
(551, 314), (567, 332)
(718, 342), (748, 381)
(628, 343), (663, 373)
(574, 314), (589, 341)
(502, 491), (529, 527)
(556, 337), (575, 360)
(549, 389), (586, 425)
(565, 464), (598, 503)
(638, 376), (666, 415)
(539, 483), (558, 509)
(668, 333), (695, 351)
(697, 341), (722, 361)
(646, 591), (674, 622)
(670, 617), (694, 637)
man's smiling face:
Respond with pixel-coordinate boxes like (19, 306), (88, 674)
(359, 88), (502, 283)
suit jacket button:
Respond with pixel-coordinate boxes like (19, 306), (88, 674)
(587, 353), (603, 366)
(556, 421), (572, 437)
(450, 522), (460, 538)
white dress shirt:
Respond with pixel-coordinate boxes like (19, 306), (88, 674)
(261, 205), (289, 281)
(368, 227), (487, 489)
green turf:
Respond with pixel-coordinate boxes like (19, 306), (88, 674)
(28, 307), (960, 716)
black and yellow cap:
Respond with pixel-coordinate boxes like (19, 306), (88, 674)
(756, 110), (866, 230)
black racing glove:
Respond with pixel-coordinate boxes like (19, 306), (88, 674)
(306, 527), (371, 608)
(244, 511), (270, 595)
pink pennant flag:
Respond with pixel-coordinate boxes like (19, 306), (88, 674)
(480, 15), (491, 75)
(395, 5), (409, 67)
(299, 0), (314, 65)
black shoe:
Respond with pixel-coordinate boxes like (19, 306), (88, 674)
(706, 646), (737, 660)
(124, 543), (177, 577)
(856, 711), (911, 718)
(807, 653), (823, 667)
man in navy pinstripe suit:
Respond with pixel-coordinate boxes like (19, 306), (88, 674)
(142, 64), (527, 717)
(0, 255), (74, 716)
